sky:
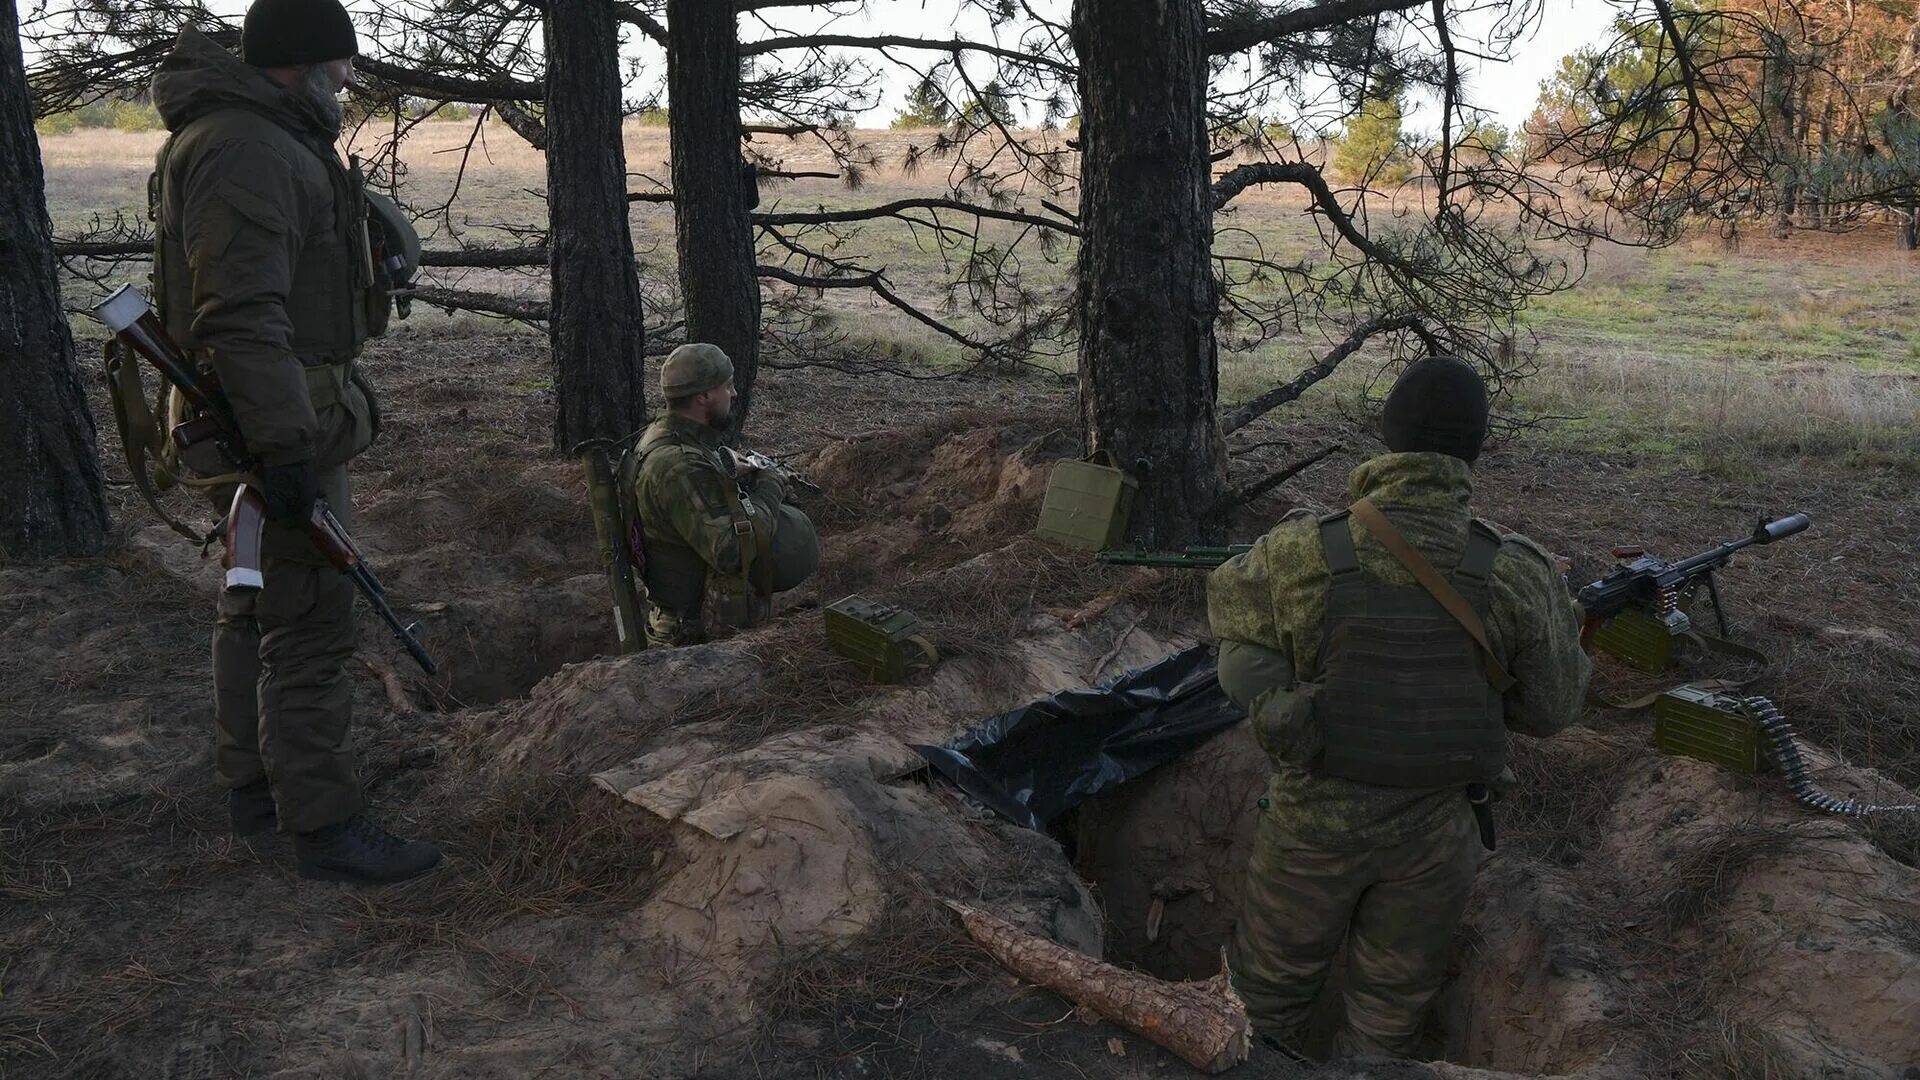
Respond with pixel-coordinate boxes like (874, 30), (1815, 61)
(184, 0), (1621, 132)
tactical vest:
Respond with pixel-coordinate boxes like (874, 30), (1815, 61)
(1311, 511), (1509, 787)
(618, 432), (775, 612)
(149, 114), (404, 387)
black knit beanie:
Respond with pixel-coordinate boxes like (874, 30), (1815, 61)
(243, 0), (358, 67)
(1379, 354), (1490, 463)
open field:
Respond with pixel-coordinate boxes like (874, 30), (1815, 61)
(40, 118), (1920, 476)
(6, 122), (1919, 1079)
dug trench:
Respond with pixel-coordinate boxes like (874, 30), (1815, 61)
(4, 340), (1919, 1078)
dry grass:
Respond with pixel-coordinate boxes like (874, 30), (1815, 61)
(1500, 737), (1634, 868)
(750, 891), (998, 1078)
(1657, 822), (1806, 931)
(346, 776), (672, 966)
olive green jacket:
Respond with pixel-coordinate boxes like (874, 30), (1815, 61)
(1207, 452), (1591, 850)
(150, 26), (378, 469)
(630, 415), (785, 638)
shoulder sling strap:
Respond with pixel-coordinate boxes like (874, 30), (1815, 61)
(1347, 498), (1516, 693)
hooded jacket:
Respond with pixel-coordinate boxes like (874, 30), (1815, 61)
(149, 26), (377, 468)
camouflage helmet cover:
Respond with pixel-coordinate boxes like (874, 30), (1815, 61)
(661, 343), (735, 399)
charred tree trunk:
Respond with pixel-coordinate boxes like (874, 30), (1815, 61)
(667, 0), (760, 437)
(1070, 0), (1224, 548)
(545, 0), (647, 450)
(1, 4), (112, 558)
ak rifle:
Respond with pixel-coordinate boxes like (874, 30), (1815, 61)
(1096, 545), (1253, 569)
(95, 285), (438, 675)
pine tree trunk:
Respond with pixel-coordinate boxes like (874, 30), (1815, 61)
(545, 0), (647, 450)
(1070, 0), (1224, 548)
(667, 0), (760, 437)
(0, 4), (112, 558)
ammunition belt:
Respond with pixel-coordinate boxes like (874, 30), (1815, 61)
(1741, 696), (1920, 816)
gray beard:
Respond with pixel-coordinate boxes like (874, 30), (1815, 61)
(298, 65), (345, 133)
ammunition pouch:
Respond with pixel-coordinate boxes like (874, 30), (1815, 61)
(1246, 683), (1326, 770)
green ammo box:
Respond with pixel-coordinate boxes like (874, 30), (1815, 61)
(824, 594), (932, 684)
(1591, 608), (1682, 674)
(1654, 685), (1763, 773)
(1036, 452), (1138, 551)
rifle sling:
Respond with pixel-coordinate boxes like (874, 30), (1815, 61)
(1588, 632), (1770, 710)
(1349, 498), (1515, 693)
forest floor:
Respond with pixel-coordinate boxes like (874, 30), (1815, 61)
(3, 125), (1918, 1079)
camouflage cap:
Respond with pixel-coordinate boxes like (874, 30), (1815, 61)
(661, 343), (735, 399)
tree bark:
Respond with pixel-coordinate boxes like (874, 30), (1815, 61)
(1070, 0), (1224, 548)
(545, 0), (647, 450)
(1, 1), (112, 558)
(667, 0), (761, 437)
(945, 900), (1251, 1074)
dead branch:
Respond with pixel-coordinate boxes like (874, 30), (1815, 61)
(493, 100), (548, 150)
(755, 197), (1079, 235)
(52, 243), (556, 269)
(944, 900), (1250, 1074)
(1206, 0), (1431, 56)
(1221, 315), (1436, 433)
(611, 0), (670, 45)
(401, 287), (548, 322)
(739, 33), (1075, 76)
(756, 264), (997, 354)
(742, 122), (820, 137)
(1222, 444), (1343, 511)
(359, 656), (419, 717)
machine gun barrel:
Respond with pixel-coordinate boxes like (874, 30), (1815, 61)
(1667, 513), (1810, 578)
(1574, 512), (1809, 627)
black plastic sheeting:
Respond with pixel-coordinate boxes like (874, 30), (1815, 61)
(910, 644), (1245, 831)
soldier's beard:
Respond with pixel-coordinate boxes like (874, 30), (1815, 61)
(298, 64), (346, 133)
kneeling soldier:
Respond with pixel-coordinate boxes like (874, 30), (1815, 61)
(627, 344), (819, 645)
(1207, 355), (1590, 1058)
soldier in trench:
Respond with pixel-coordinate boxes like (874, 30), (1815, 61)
(1206, 355), (1591, 1058)
(623, 343), (820, 646)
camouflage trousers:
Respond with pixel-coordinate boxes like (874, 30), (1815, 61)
(1229, 798), (1482, 1059)
(211, 465), (365, 834)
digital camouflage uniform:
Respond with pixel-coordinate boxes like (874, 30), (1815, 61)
(151, 27), (384, 833)
(628, 414), (791, 646)
(1207, 452), (1590, 1057)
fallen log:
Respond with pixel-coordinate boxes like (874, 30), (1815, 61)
(944, 899), (1250, 1073)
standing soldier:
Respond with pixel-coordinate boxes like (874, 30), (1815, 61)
(626, 343), (819, 646)
(1207, 355), (1589, 1058)
(150, 0), (438, 882)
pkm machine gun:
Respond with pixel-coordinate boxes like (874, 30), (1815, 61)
(1575, 513), (1809, 672)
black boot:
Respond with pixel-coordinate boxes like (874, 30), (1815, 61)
(294, 815), (442, 884)
(228, 779), (277, 837)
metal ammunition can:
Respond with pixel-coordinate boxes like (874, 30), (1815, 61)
(1654, 684), (1763, 773)
(824, 594), (931, 683)
(1591, 608), (1681, 674)
(1036, 453), (1138, 552)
